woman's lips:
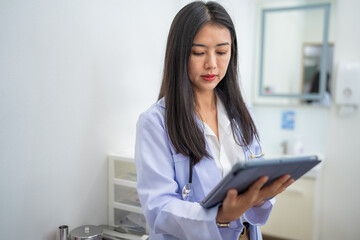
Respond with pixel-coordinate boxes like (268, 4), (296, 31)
(201, 74), (216, 81)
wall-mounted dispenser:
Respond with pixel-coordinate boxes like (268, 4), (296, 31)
(335, 61), (360, 115)
(335, 61), (360, 105)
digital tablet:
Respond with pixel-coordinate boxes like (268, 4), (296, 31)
(200, 155), (321, 208)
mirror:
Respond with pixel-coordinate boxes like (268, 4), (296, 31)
(256, 3), (334, 105)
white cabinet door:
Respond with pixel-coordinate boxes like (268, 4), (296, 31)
(260, 178), (315, 240)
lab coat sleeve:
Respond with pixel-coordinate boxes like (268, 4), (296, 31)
(244, 198), (275, 225)
(134, 108), (223, 240)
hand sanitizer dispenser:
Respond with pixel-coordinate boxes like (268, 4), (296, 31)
(335, 61), (360, 106)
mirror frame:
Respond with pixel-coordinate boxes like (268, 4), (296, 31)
(258, 3), (331, 100)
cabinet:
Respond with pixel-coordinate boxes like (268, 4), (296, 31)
(260, 176), (320, 240)
(258, 154), (323, 240)
(108, 150), (149, 235)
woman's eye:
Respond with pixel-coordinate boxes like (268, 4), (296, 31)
(193, 52), (204, 56)
(217, 51), (227, 55)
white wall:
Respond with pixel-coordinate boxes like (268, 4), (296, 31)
(0, 1), (255, 239)
(319, 0), (360, 238)
(252, 106), (330, 156)
(0, 0), (177, 239)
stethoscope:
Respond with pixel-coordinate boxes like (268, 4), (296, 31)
(181, 118), (265, 200)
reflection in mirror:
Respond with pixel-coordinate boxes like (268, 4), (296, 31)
(257, 3), (333, 105)
(302, 43), (334, 105)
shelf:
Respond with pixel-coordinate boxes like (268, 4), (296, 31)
(113, 208), (147, 236)
(108, 152), (149, 234)
(113, 202), (143, 215)
(113, 179), (137, 188)
(114, 184), (141, 208)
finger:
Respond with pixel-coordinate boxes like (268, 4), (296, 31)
(271, 174), (291, 187)
(258, 175), (287, 194)
(282, 177), (295, 188)
(262, 176), (293, 197)
(249, 176), (269, 192)
(274, 178), (295, 195)
(226, 188), (238, 200)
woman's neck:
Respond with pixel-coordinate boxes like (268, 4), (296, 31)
(194, 90), (219, 140)
(194, 90), (217, 113)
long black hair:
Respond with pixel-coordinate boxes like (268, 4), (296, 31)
(158, 1), (259, 165)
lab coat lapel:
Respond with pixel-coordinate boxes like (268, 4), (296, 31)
(193, 144), (222, 198)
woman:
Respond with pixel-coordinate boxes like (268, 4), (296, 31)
(135, 2), (293, 239)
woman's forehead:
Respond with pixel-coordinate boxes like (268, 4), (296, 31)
(192, 24), (231, 47)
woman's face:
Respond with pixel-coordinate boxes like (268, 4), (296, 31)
(188, 23), (232, 95)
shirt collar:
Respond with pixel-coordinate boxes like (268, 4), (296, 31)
(216, 95), (232, 135)
(202, 95), (232, 136)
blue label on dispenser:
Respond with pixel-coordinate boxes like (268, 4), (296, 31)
(281, 111), (295, 130)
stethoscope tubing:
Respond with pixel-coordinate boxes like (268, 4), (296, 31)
(182, 118), (264, 200)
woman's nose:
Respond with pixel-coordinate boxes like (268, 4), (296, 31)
(205, 54), (217, 69)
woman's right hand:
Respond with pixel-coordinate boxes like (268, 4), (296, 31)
(216, 174), (294, 223)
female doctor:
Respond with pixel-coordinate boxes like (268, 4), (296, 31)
(135, 2), (294, 239)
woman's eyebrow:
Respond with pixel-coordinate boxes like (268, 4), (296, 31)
(192, 42), (230, 47)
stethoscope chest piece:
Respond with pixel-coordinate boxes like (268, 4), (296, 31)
(182, 183), (192, 200)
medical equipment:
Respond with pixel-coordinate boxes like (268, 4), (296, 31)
(182, 153), (194, 200)
(232, 119), (265, 159)
(182, 119), (265, 200)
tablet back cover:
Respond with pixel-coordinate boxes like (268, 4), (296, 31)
(200, 155), (320, 208)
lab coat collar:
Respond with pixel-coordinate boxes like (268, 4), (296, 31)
(157, 97), (166, 108)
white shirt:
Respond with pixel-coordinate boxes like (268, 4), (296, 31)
(202, 96), (246, 177)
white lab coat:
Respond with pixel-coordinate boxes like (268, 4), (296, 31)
(135, 98), (274, 240)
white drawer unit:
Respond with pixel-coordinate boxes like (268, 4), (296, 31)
(108, 151), (149, 235)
